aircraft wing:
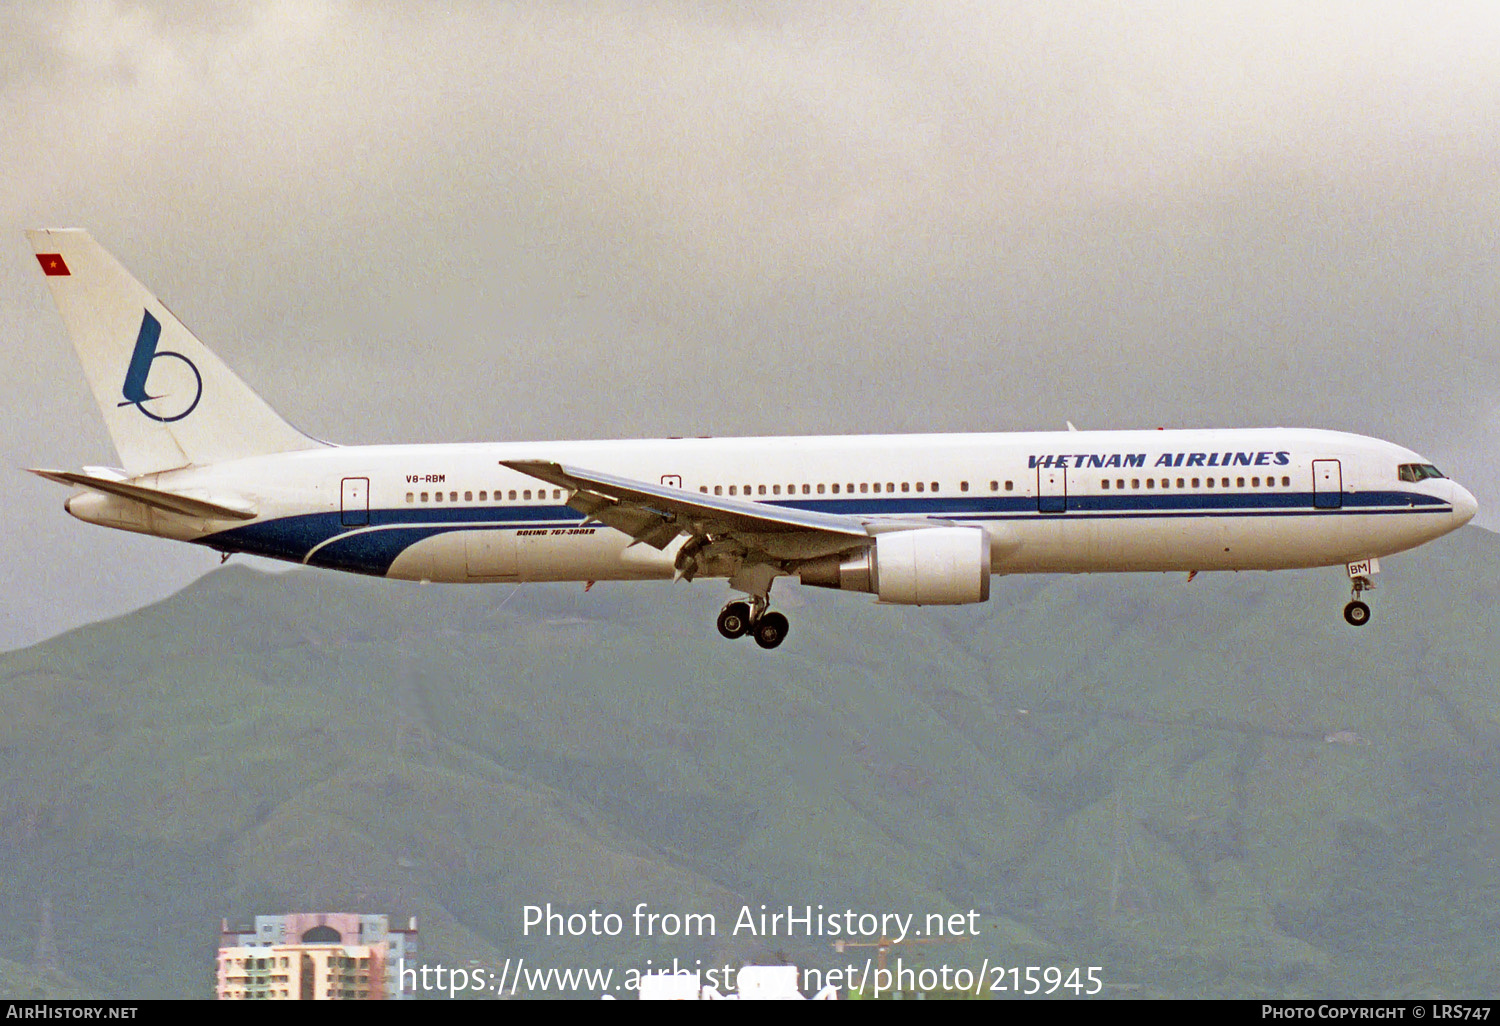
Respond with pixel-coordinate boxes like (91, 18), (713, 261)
(501, 459), (873, 562)
(29, 468), (258, 521)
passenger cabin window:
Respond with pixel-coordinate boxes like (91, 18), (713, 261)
(960, 481), (969, 492)
(523, 490), (531, 500)
(508, 490), (517, 500)
(989, 481), (999, 492)
(434, 492), (443, 502)
(1005, 481), (1014, 491)
(1101, 480), (1110, 490)
(465, 491), (473, 502)
(420, 492), (429, 502)
(406, 492), (414, 503)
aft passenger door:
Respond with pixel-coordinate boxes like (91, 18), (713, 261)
(1037, 465), (1067, 513)
(1312, 460), (1342, 509)
(340, 477), (370, 526)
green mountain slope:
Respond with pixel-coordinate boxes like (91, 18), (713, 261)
(1, 527), (1497, 997)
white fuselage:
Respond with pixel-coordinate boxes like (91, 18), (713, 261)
(64, 427), (1476, 588)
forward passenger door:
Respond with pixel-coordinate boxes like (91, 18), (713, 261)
(1037, 466), (1067, 513)
(1312, 460), (1342, 509)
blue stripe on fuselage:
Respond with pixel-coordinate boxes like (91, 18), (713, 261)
(204, 504), (580, 575)
(200, 490), (1452, 577)
(784, 489), (1447, 516)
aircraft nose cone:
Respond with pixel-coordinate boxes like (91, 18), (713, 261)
(1452, 482), (1478, 524)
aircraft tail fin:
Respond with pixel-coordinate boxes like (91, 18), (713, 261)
(27, 229), (326, 476)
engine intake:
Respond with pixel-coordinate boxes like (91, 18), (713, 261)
(798, 527), (992, 605)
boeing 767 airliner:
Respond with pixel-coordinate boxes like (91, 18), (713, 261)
(27, 229), (1477, 649)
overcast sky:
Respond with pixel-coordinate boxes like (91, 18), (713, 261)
(3, 1), (1499, 650)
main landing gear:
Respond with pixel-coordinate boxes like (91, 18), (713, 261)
(717, 601), (751, 638)
(716, 599), (790, 650)
(716, 564), (789, 649)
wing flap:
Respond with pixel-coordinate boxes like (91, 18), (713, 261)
(29, 468), (257, 521)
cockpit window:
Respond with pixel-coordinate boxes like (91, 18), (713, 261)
(1398, 463), (1446, 483)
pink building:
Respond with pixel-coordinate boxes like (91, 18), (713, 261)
(216, 913), (417, 1000)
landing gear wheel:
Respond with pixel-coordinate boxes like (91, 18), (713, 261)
(1343, 600), (1370, 627)
(717, 601), (752, 639)
(752, 611), (790, 650)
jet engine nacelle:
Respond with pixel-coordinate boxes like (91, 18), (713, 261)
(798, 527), (992, 604)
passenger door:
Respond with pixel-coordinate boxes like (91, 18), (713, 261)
(340, 477), (370, 527)
(1037, 465), (1067, 513)
(1312, 460), (1342, 509)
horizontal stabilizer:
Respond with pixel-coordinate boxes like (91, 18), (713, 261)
(29, 468), (257, 521)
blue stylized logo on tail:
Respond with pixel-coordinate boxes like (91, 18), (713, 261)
(118, 309), (201, 422)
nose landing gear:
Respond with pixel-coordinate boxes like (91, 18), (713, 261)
(1343, 566), (1376, 627)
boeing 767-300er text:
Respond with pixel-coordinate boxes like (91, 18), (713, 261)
(26, 230), (1478, 649)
